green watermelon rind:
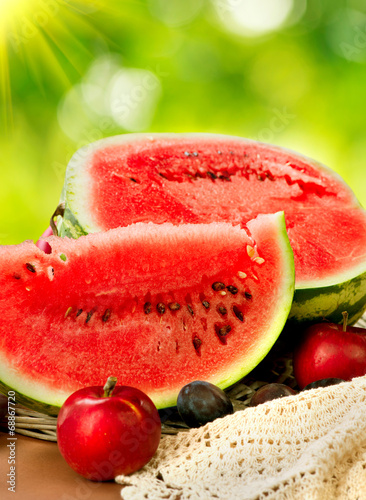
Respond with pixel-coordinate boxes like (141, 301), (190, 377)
(0, 213), (295, 413)
(0, 378), (60, 416)
(289, 269), (366, 325)
(59, 206), (87, 238)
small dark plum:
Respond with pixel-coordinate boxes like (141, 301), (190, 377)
(250, 383), (297, 407)
(177, 380), (233, 428)
(302, 378), (345, 391)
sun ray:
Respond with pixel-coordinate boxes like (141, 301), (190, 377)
(0, 36), (12, 133)
(34, 28), (73, 89)
(40, 15), (94, 74)
(0, 0), (152, 130)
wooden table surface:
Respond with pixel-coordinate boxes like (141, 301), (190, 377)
(0, 431), (122, 500)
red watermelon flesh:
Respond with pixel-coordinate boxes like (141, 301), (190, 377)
(60, 134), (366, 290)
(0, 213), (294, 413)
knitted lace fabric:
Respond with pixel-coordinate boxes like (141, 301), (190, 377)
(116, 376), (366, 499)
(116, 316), (366, 499)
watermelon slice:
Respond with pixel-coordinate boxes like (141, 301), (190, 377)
(0, 213), (294, 414)
(56, 133), (366, 324)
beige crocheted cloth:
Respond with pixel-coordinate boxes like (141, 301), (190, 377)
(116, 324), (366, 499)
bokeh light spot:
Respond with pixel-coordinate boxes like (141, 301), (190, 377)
(109, 68), (162, 132)
(326, 8), (366, 63)
(215, 0), (294, 37)
(82, 54), (122, 116)
(57, 55), (162, 140)
(148, 0), (204, 27)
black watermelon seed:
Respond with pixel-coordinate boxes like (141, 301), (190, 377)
(184, 151), (191, 157)
(218, 325), (231, 336)
(219, 174), (230, 181)
(217, 150), (222, 155)
(193, 152), (199, 157)
(26, 263), (36, 273)
(207, 171), (217, 180)
(187, 304), (194, 316)
(129, 177), (137, 182)
(76, 309), (83, 317)
(144, 302), (152, 314)
(227, 285), (238, 295)
(157, 302), (166, 314)
(244, 292), (252, 300)
(102, 309), (111, 322)
(202, 300), (210, 309)
(159, 173), (168, 179)
(233, 306), (244, 322)
(257, 175), (265, 181)
(193, 336), (202, 352)
(168, 302), (181, 311)
(85, 311), (94, 324)
(13, 273), (21, 280)
(212, 282), (225, 291)
(215, 324), (232, 344)
(217, 306), (227, 316)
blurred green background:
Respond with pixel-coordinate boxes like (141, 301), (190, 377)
(1, 0), (366, 245)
